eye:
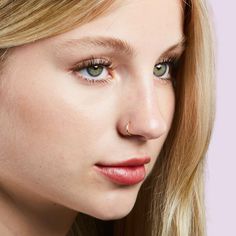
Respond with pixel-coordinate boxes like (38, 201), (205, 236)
(79, 65), (109, 79)
(153, 56), (179, 81)
(153, 62), (171, 80)
(72, 58), (113, 84)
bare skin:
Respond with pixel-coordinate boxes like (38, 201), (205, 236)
(0, 0), (184, 235)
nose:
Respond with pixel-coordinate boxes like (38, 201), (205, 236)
(117, 83), (168, 141)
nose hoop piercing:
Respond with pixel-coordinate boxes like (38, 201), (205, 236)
(126, 122), (132, 136)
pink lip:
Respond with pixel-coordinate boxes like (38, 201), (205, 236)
(95, 156), (151, 167)
(94, 157), (151, 185)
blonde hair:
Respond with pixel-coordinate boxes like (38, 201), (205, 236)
(0, 0), (215, 235)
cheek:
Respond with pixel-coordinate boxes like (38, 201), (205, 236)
(0, 65), (113, 189)
(157, 84), (176, 129)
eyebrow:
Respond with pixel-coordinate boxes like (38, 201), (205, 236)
(56, 36), (186, 59)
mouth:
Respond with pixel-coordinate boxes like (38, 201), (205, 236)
(94, 157), (151, 185)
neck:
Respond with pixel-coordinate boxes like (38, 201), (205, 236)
(0, 182), (78, 236)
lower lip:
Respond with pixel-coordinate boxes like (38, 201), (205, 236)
(94, 165), (146, 185)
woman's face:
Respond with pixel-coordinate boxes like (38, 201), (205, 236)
(0, 0), (183, 220)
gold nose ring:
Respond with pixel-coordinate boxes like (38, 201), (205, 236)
(126, 122), (132, 136)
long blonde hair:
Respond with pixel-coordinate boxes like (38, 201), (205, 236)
(0, 0), (215, 235)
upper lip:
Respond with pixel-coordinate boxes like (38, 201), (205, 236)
(95, 156), (151, 167)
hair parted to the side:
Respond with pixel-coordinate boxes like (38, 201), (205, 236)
(0, 0), (215, 235)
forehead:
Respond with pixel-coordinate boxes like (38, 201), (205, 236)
(46, 0), (184, 54)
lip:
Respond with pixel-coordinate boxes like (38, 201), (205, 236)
(94, 165), (146, 185)
(95, 156), (151, 167)
(94, 156), (151, 185)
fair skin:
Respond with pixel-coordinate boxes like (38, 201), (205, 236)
(0, 0), (184, 235)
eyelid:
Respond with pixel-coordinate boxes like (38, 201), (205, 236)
(70, 56), (113, 70)
(158, 51), (182, 64)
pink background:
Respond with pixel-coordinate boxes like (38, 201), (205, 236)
(205, 0), (236, 235)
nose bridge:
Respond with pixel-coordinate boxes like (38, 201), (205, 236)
(134, 79), (164, 123)
(133, 79), (156, 115)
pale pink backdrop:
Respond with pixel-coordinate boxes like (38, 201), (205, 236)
(205, 0), (236, 235)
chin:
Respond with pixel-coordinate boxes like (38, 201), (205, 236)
(91, 207), (133, 221)
(82, 199), (136, 221)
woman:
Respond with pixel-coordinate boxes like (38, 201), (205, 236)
(0, 0), (215, 235)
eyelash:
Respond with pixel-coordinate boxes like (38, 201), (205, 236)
(71, 56), (178, 85)
(72, 57), (113, 85)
